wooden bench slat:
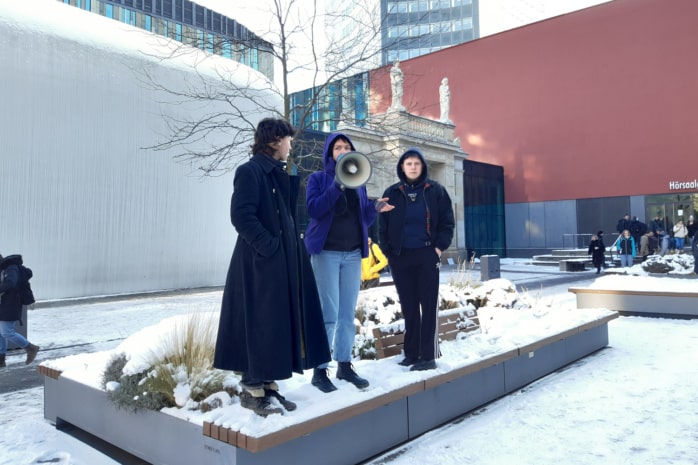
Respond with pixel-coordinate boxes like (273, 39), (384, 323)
(371, 308), (480, 360)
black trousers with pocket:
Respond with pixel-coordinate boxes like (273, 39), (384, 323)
(388, 246), (441, 362)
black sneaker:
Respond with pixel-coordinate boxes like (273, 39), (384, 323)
(239, 390), (283, 417)
(410, 359), (436, 371)
(398, 357), (419, 367)
(336, 362), (369, 389)
(312, 368), (338, 393)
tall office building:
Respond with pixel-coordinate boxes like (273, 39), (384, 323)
(381, 0), (479, 64)
(324, 0), (478, 68)
(58, 0), (275, 80)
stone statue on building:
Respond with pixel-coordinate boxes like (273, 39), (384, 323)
(390, 60), (405, 111)
(439, 77), (451, 123)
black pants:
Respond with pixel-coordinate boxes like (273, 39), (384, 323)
(389, 247), (441, 361)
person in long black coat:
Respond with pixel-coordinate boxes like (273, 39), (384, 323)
(213, 118), (330, 417)
(587, 231), (606, 274)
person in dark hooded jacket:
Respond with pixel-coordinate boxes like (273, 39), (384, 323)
(379, 148), (455, 371)
(213, 118), (331, 417)
(0, 254), (40, 368)
(304, 132), (393, 393)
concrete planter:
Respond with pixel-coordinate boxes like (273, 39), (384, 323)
(569, 287), (698, 318)
(40, 312), (618, 465)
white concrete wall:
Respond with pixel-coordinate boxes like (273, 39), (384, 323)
(0, 2), (281, 300)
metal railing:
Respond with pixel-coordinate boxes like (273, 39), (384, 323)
(561, 233), (593, 249)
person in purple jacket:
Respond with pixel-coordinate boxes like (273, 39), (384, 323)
(304, 132), (393, 393)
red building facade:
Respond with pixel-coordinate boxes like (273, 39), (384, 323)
(369, 0), (698, 256)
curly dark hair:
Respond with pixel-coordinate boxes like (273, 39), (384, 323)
(251, 117), (296, 157)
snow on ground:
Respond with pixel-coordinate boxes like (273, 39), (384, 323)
(1, 258), (697, 464)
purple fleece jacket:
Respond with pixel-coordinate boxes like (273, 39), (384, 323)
(303, 132), (377, 258)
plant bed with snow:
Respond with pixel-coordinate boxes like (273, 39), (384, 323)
(39, 280), (618, 465)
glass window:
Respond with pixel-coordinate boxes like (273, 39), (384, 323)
(206, 33), (214, 53)
(174, 0), (182, 21)
(183, 1), (192, 24)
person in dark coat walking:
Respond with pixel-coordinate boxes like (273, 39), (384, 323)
(379, 148), (455, 372)
(587, 232), (606, 274)
(0, 254), (40, 368)
(213, 118), (331, 417)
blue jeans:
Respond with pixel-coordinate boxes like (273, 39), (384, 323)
(675, 237), (685, 250)
(619, 254), (633, 267)
(0, 320), (29, 354)
(311, 249), (361, 366)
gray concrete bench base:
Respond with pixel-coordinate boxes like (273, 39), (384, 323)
(41, 315), (616, 465)
(569, 288), (698, 318)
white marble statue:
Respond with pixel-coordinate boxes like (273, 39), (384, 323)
(390, 60), (405, 111)
(439, 77), (451, 123)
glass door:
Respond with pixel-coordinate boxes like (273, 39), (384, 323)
(645, 194), (697, 234)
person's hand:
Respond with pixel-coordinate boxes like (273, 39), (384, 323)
(375, 197), (395, 212)
(435, 248), (442, 257)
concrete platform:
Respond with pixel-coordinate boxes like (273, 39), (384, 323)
(569, 287), (698, 319)
(40, 311), (618, 465)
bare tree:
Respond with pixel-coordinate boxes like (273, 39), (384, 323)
(137, 0), (427, 175)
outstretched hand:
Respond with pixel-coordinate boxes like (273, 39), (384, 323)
(375, 197), (395, 213)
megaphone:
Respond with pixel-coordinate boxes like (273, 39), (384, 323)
(335, 151), (372, 189)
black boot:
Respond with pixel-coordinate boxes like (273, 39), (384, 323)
(263, 382), (297, 411)
(311, 368), (338, 393)
(25, 343), (39, 365)
(239, 388), (283, 417)
(398, 356), (419, 367)
(410, 359), (437, 371)
(336, 362), (369, 389)
(0, 354), (5, 368)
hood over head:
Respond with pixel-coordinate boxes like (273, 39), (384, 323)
(0, 254), (22, 269)
(322, 132), (356, 174)
(397, 147), (428, 184)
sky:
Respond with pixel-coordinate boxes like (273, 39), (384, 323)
(1, 257), (696, 465)
(195, 0), (614, 92)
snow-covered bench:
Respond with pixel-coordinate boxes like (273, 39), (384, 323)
(39, 310), (618, 465)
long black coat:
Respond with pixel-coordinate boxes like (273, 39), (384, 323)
(587, 239), (606, 268)
(213, 154), (330, 381)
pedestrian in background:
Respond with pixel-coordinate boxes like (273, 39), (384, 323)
(379, 148), (455, 371)
(657, 229), (670, 256)
(687, 215), (697, 247)
(616, 229), (636, 267)
(693, 233), (698, 274)
(361, 238), (388, 290)
(587, 232), (606, 274)
(0, 254), (40, 368)
(639, 231), (656, 261)
(673, 219), (688, 251)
